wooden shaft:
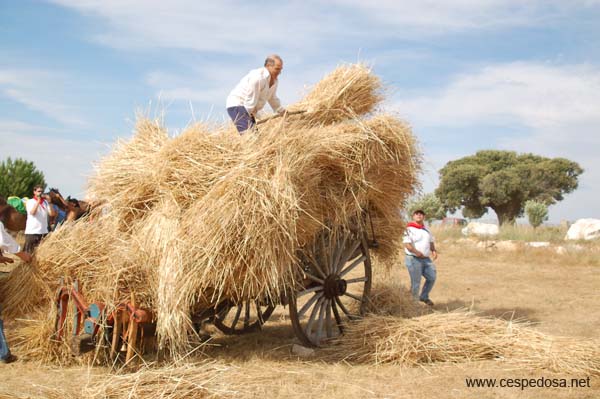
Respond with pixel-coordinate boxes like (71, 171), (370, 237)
(125, 292), (138, 364)
(256, 109), (306, 125)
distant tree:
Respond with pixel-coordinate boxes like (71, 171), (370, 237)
(0, 157), (46, 198)
(408, 193), (446, 223)
(436, 150), (582, 225)
(525, 200), (549, 229)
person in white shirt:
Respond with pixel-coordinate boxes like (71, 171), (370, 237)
(1, 220), (32, 364)
(402, 209), (438, 306)
(24, 185), (55, 253)
(226, 54), (286, 133)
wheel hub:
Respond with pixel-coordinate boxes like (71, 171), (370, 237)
(324, 275), (347, 298)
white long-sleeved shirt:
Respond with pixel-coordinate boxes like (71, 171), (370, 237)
(0, 221), (21, 254)
(226, 67), (283, 115)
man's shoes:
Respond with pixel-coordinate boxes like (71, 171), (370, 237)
(1, 354), (17, 364)
(420, 298), (434, 306)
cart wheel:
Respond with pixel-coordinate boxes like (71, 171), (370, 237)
(213, 300), (275, 335)
(289, 229), (372, 347)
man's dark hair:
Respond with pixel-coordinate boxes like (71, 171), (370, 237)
(413, 209), (425, 215)
(33, 184), (44, 192)
(264, 54), (282, 67)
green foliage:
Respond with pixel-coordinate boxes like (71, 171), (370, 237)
(0, 157), (46, 198)
(436, 150), (582, 225)
(524, 200), (549, 228)
(408, 193), (446, 222)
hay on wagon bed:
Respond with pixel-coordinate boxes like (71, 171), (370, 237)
(9, 63), (419, 360)
(323, 311), (600, 376)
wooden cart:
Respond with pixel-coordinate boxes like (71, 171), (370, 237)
(54, 221), (376, 361)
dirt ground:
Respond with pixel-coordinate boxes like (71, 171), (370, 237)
(1, 241), (599, 398)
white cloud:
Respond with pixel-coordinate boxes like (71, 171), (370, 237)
(48, 0), (600, 53)
(334, 0), (600, 33)
(396, 62), (600, 129)
(394, 62), (600, 222)
(0, 69), (87, 127)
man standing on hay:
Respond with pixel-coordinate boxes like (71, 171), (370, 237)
(0, 220), (32, 364)
(226, 54), (286, 133)
(403, 209), (438, 306)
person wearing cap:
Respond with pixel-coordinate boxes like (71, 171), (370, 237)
(226, 54), (286, 134)
(403, 209), (438, 306)
(0, 219), (32, 364)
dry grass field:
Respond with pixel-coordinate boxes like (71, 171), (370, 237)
(1, 230), (599, 399)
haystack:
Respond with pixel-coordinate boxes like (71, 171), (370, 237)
(6, 63), (420, 360)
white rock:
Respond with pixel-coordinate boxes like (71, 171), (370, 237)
(527, 241), (550, 248)
(461, 222), (499, 237)
(292, 344), (315, 357)
(565, 219), (600, 241)
(495, 240), (519, 251)
(555, 246), (567, 255)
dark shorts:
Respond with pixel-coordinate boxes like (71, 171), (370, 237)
(24, 234), (46, 253)
(227, 106), (256, 133)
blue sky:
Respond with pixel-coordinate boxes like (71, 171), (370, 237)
(1, 1), (599, 223)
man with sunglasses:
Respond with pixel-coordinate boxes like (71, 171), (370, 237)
(226, 54), (286, 134)
(24, 185), (55, 253)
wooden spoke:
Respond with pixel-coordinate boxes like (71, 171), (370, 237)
(305, 252), (327, 279)
(319, 232), (330, 274)
(331, 298), (343, 331)
(336, 239), (361, 274)
(297, 285), (323, 297)
(213, 300), (275, 335)
(339, 255), (366, 278)
(345, 276), (368, 284)
(305, 296), (325, 337)
(304, 271), (324, 285)
(325, 299), (333, 338)
(314, 299), (327, 345)
(344, 292), (363, 302)
(335, 296), (359, 320)
(230, 305), (243, 330)
(256, 301), (264, 324)
(298, 292), (322, 319)
(332, 232), (348, 274)
(243, 302), (251, 329)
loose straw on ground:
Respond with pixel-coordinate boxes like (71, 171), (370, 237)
(322, 311), (600, 376)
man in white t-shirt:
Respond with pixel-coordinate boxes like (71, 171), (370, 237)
(226, 54), (286, 133)
(24, 185), (55, 253)
(1, 220), (32, 363)
(402, 209), (438, 306)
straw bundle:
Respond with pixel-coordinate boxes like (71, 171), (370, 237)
(0, 262), (51, 319)
(87, 118), (168, 228)
(9, 308), (75, 365)
(323, 311), (600, 376)
(289, 63), (382, 126)
(155, 125), (241, 208)
(32, 217), (151, 307)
